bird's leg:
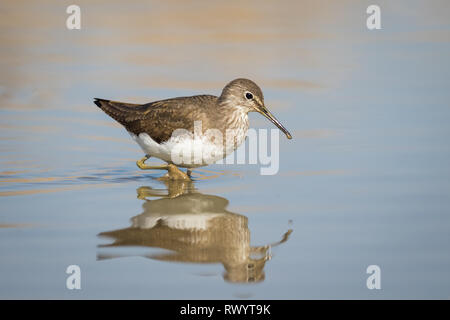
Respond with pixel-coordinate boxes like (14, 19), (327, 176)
(136, 155), (168, 170)
(164, 164), (191, 181)
(136, 155), (191, 181)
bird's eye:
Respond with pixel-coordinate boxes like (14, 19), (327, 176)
(245, 92), (253, 100)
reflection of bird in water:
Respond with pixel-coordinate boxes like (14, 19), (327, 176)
(98, 180), (292, 283)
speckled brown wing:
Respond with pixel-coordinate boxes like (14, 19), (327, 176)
(94, 95), (218, 144)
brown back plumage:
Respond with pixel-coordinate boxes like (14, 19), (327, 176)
(94, 95), (219, 144)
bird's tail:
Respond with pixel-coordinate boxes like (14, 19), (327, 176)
(94, 98), (142, 126)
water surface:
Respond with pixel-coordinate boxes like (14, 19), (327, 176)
(1, 0), (450, 299)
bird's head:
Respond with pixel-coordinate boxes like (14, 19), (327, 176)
(219, 78), (292, 139)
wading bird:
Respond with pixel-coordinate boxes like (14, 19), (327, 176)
(94, 78), (292, 180)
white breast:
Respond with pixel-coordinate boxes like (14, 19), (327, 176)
(129, 130), (246, 168)
(129, 110), (249, 168)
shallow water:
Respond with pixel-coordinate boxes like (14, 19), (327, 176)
(1, 0), (450, 299)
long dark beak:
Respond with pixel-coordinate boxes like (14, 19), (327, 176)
(257, 105), (292, 139)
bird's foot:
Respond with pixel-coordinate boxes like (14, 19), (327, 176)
(136, 156), (191, 181)
(137, 155), (165, 170)
(162, 164), (191, 181)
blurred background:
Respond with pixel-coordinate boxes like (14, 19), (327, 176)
(0, 0), (450, 298)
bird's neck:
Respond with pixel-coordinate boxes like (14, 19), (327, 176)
(217, 101), (249, 133)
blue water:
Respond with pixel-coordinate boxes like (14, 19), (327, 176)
(1, 0), (449, 299)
